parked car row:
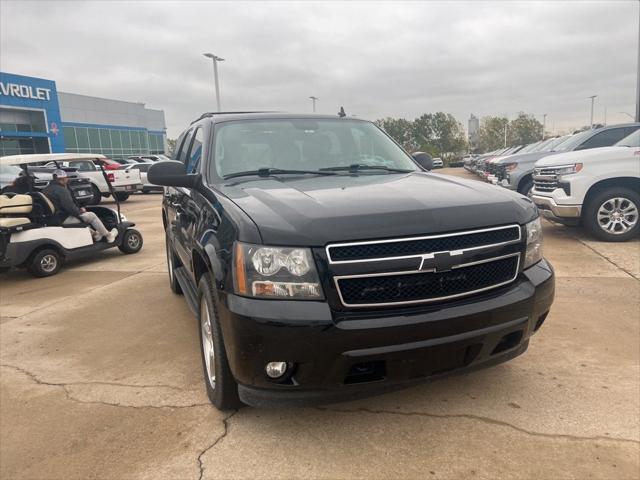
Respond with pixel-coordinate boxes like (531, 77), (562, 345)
(465, 123), (640, 241)
(0, 153), (169, 204)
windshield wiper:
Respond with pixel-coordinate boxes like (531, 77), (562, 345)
(223, 168), (337, 180)
(319, 164), (414, 174)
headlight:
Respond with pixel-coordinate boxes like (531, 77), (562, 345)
(234, 242), (323, 299)
(524, 217), (543, 268)
(504, 162), (518, 171)
(554, 163), (583, 176)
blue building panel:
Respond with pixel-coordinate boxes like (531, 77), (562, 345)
(0, 71), (65, 152)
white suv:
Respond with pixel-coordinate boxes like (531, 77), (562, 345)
(531, 130), (640, 241)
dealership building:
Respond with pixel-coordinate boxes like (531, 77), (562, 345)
(0, 71), (167, 159)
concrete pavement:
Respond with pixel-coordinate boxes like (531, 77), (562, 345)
(1, 169), (638, 479)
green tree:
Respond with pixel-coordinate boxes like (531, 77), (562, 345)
(412, 112), (467, 160)
(478, 116), (509, 152)
(508, 113), (543, 145)
(374, 118), (418, 152)
(166, 138), (177, 157)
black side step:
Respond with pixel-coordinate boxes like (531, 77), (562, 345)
(174, 266), (199, 316)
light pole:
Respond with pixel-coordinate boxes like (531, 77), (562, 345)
(542, 113), (547, 140)
(203, 53), (224, 111)
(309, 96), (318, 113)
(588, 95), (597, 129)
(504, 120), (508, 148)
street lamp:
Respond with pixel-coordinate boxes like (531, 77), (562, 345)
(542, 113), (547, 140)
(309, 96), (318, 113)
(588, 95), (597, 129)
(203, 53), (224, 111)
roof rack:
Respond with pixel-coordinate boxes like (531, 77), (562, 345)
(190, 111), (277, 125)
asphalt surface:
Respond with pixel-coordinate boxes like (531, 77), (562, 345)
(1, 168), (639, 480)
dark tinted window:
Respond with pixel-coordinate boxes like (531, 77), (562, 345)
(577, 127), (639, 150)
(131, 163), (150, 173)
(175, 129), (193, 161)
(186, 127), (203, 174)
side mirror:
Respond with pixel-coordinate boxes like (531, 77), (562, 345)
(148, 160), (201, 188)
(412, 152), (433, 171)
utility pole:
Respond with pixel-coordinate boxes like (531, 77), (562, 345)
(604, 107), (607, 126)
(542, 113), (547, 139)
(588, 95), (597, 129)
(504, 120), (508, 147)
(203, 53), (224, 111)
(309, 96), (318, 113)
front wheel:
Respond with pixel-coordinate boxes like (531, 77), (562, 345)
(518, 179), (534, 198)
(118, 229), (143, 254)
(113, 192), (130, 202)
(28, 249), (63, 277)
(583, 187), (640, 241)
(198, 276), (242, 410)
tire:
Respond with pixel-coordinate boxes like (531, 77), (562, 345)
(166, 236), (183, 294)
(118, 229), (143, 254)
(518, 178), (534, 198)
(197, 276), (242, 410)
(583, 187), (640, 242)
(113, 192), (130, 202)
(27, 248), (63, 277)
(89, 185), (102, 205)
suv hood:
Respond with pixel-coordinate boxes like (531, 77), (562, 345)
(220, 173), (537, 246)
(534, 146), (635, 167)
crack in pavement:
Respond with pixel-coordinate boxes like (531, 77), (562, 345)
(315, 406), (640, 445)
(197, 410), (238, 480)
(1, 363), (208, 410)
(571, 234), (639, 280)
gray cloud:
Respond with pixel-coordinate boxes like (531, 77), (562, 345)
(1, 0), (637, 137)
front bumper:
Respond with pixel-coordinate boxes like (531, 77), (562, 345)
(532, 194), (582, 220)
(216, 259), (555, 407)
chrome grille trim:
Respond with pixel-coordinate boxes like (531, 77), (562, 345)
(333, 253), (521, 308)
(326, 224), (522, 265)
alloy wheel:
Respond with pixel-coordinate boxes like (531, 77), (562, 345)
(200, 297), (216, 389)
(40, 254), (58, 273)
(597, 197), (638, 235)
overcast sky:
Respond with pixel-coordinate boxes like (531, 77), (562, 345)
(1, 0), (638, 137)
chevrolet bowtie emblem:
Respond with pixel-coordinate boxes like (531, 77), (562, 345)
(419, 251), (464, 272)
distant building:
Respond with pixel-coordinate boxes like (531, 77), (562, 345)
(0, 71), (167, 159)
(468, 114), (480, 149)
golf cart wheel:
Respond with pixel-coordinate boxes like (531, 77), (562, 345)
(198, 276), (242, 410)
(114, 192), (130, 202)
(118, 229), (143, 254)
(89, 185), (102, 205)
(28, 248), (63, 277)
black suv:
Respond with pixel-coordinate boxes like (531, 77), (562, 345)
(149, 113), (555, 409)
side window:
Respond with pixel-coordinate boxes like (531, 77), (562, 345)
(186, 128), (203, 173)
(70, 160), (95, 171)
(578, 128), (638, 150)
(174, 129), (192, 161)
(137, 163), (150, 173)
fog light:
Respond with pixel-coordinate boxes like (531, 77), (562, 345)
(265, 361), (288, 379)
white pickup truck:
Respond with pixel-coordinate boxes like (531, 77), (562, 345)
(532, 129), (640, 241)
(46, 155), (143, 204)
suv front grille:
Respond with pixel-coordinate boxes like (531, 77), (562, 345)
(327, 225), (520, 262)
(335, 254), (519, 307)
(533, 167), (560, 192)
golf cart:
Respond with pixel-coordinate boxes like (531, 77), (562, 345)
(0, 155), (143, 277)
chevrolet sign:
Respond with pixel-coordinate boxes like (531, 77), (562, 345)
(0, 82), (51, 101)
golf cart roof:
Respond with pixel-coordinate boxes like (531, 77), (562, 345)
(0, 153), (107, 167)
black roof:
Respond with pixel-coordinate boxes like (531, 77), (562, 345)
(190, 112), (368, 125)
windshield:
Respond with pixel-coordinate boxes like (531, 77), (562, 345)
(615, 130), (640, 147)
(518, 141), (541, 154)
(552, 130), (592, 152)
(211, 119), (419, 179)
